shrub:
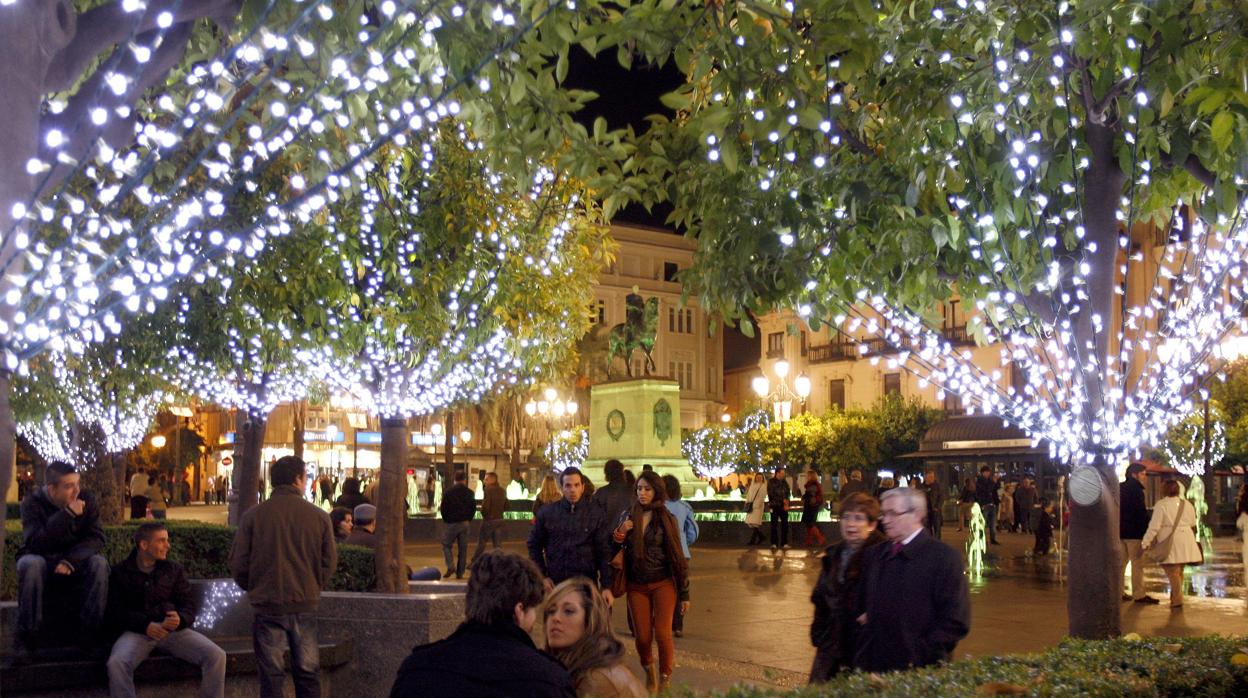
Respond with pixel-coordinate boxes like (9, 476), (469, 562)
(686, 636), (1248, 698)
(3, 520), (377, 599)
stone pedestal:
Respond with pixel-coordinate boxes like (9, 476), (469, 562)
(583, 378), (701, 493)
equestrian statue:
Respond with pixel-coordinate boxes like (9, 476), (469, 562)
(607, 292), (659, 378)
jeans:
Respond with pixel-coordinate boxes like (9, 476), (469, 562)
(472, 519), (504, 561)
(769, 508), (789, 547)
(926, 512), (943, 540)
(253, 612), (320, 698)
(107, 629), (226, 698)
(16, 553), (108, 638)
(442, 522), (469, 576)
(983, 505), (999, 542)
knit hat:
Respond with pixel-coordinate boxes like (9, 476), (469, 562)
(353, 503), (377, 525)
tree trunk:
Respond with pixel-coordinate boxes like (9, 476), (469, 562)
(230, 408), (268, 526)
(1067, 461), (1123, 638)
(443, 412), (455, 481)
(292, 400), (306, 460)
(0, 372), (16, 593)
(375, 416), (409, 593)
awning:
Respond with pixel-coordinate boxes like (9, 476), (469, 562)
(900, 415), (1049, 460)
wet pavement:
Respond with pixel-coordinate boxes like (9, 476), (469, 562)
(172, 506), (1248, 694)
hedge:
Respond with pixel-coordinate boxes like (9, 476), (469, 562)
(690, 636), (1248, 697)
(3, 521), (375, 600)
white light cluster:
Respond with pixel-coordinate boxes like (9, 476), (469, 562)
(2, 0), (554, 377)
(1163, 411), (1226, 478)
(682, 422), (747, 479)
(544, 426), (588, 473)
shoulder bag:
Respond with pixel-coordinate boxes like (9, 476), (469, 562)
(1147, 499), (1186, 564)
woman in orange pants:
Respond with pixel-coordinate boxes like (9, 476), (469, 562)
(613, 471), (690, 693)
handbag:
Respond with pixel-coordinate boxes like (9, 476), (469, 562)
(1147, 499), (1187, 564)
(609, 549), (627, 598)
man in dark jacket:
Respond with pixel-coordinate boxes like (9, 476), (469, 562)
(1013, 478), (1037, 533)
(390, 551), (574, 697)
(918, 470), (945, 540)
(527, 467), (614, 600)
(973, 466), (1000, 544)
(838, 469), (869, 501)
(229, 456), (337, 698)
(592, 459), (634, 528)
(344, 504), (378, 548)
(473, 472), (507, 561)
(1120, 463), (1159, 603)
(106, 523), (227, 698)
(15, 461), (108, 659)
(767, 467), (792, 550)
(440, 471), (476, 579)
(855, 488), (970, 673)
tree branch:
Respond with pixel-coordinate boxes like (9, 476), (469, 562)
(43, 0), (241, 92)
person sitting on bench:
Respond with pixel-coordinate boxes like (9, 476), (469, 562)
(14, 461), (108, 662)
(106, 522), (227, 698)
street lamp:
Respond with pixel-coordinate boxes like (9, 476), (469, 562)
(752, 359), (812, 471)
(150, 434), (167, 449)
(525, 388), (578, 421)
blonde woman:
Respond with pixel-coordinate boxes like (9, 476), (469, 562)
(1142, 479), (1202, 608)
(533, 475), (562, 518)
(744, 473), (767, 546)
(542, 578), (646, 698)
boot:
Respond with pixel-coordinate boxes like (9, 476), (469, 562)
(659, 674), (672, 694)
(643, 663), (659, 694)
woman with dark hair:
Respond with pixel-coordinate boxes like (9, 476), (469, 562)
(808, 493), (885, 683)
(334, 477), (369, 510)
(330, 507), (354, 542)
(1142, 479), (1202, 608)
(801, 471), (826, 548)
(541, 578), (646, 697)
(612, 471), (689, 693)
(1236, 484), (1248, 572)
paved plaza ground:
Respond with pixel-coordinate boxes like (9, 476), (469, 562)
(169, 505), (1248, 694)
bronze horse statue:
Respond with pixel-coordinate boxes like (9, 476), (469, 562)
(607, 293), (659, 378)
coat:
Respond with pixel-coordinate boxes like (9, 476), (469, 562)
(854, 530), (970, 673)
(1141, 496), (1202, 565)
(1237, 513), (1248, 569)
(744, 482), (767, 527)
(439, 484), (476, 524)
(229, 485), (338, 614)
(767, 477), (791, 509)
(578, 663), (647, 698)
(389, 621), (575, 698)
(613, 505), (690, 601)
(527, 498), (614, 587)
(663, 499), (698, 559)
(593, 482), (634, 530)
(801, 482), (825, 526)
(810, 531), (885, 666)
(1119, 477), (1150, 540)
(18, 488), (105, 572)
(106, 551), (196, 637)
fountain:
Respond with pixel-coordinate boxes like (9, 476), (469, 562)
(1185, 477), (1214, 553)
(506, 480), (531, 501)
(966, 503), (986, 577)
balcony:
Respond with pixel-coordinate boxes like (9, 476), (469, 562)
(765, 347), (786, 359)
(808, 338), (892, 363)
(941, 324), (975, 345)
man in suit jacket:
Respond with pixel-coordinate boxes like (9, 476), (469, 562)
(1119, 463), (1159, 603)
(854, 487), (970, 673)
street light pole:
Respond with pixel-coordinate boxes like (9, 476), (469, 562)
(752, 359), (811, 472)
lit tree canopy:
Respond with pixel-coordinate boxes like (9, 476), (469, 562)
(683, 421), (746, 479)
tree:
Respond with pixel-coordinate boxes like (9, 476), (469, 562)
(683, 422), (746, 480)
(578, 0), (1248, 639)
(872, 395), (945, 474)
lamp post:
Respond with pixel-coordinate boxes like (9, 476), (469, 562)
(525, 388), (579, 475)
(751, 359), (812, 472)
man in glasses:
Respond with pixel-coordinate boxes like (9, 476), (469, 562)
(853, 487), (969, 673)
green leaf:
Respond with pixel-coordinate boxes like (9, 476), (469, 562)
(1160, 89), (1174, 118)
(1211, 111), (1233, 150)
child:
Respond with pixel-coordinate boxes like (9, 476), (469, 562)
(1034, 498), (1054, 556)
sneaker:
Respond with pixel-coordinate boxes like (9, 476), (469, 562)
(1133, 596), (1161, 605)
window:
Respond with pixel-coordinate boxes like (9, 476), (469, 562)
(663, 261), (679, 282)
(589, 299), (605, 325)
(668, 307), (676, 333)
(669, 307), (695, 334)
(1010, 360), (1028, 396)
(829, 380), (846, 410)
(883, 373), (901, 396)
(766, 332), (785, 358)
(669, 361), (695, 390)
(684, 308), (694, 334)
(800, 331), (808, 357)
(943, 391), (965, 415)
(708, 365), (718, 397)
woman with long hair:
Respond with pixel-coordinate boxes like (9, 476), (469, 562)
(533, 474), (561, 517)
(612, 471), (689, 693)
(541, 578), (647, 697)
(744, 473), (767, 545)
(1142, 479), (1202, 608)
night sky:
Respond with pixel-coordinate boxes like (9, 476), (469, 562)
(567, 49), (761, 371)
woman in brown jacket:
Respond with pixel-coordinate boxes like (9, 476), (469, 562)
(542, 578), (646, 698)
(612, 471), (689, 693)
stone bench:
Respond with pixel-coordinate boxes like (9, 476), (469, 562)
(2, 579), (467, 698)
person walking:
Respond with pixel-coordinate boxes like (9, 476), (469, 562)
(229, 456), (337, 698)
(767, 467), (792, 551)
(744, 474), (767, 546)
(527, 467), (615, 594)
(533, 475), (562, 517)
(801, 471), (826, 548)
(390, 551), (575, 697)
(662, 475), (698, 638)
(146, 475), (167, 520)
(203, 476), (215, 506)
(1119, 463), (1159, 603)
(918, 470), (944, 540)
(809, 493), (885, 683)
(106, 523), (227, 698)
(956, 478), (975, 532)
(854, 488), (970, 673)
(1236, 484), (1248, 573)
(1033, 499), (1054, 556)
(472, 472), (507, 561)
(998, 482), (1015, 534)
(611, 472), (689, 693)
(541, 578), (647, 698)
(440, 472), (476, 579)
(129, 469), (150, 520)
(974, 467), (999, 544)
(1014, 478), (1037, 534)
(1141, 479), (1202, 609)
(593, 460), (635, 530)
